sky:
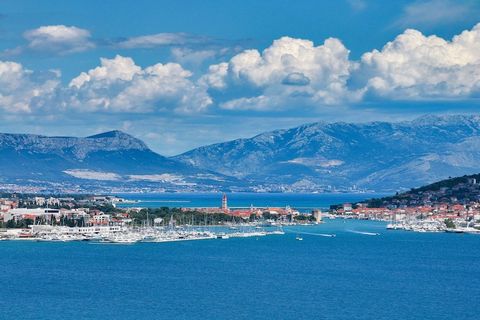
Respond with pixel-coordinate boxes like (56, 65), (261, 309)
(0, 0), (480, 155)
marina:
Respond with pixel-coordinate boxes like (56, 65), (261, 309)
(386, 219), (480, 234)
(0, 224), (285, 244)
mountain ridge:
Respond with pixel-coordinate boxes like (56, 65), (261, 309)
(0, 131), (242, 192)
(2, 114), (480, 193)
(173, 114), (480, 192)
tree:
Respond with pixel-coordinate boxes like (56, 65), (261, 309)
(444, 219), (455, 229)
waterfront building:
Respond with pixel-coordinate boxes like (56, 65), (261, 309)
(343, 203), (353, 213)
(91, 214), (111, 225)
(3, 208), (61, 222)
(229, 210), (252, 218)
(312, 209), (322, 223)
(30, 224), (122, 235)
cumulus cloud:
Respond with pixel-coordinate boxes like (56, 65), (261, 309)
(202, 36), (359, 110)
(2, 23), (480, 116)
(23, 25), (94, 54)
(69, 55), (141, 88)
(202, 23), (480, 110)
(0, 60), (60, 112)
(282, 72), (311, 86)
(68, 55), (212, 113)
(361, 23), (480, 99)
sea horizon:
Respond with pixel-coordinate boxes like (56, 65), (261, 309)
(114, 192), (390, 211)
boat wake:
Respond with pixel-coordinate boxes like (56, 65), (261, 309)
(346, 230), (380, 236)
(88, 242), (135, 245)
(284, 229), (336, 237)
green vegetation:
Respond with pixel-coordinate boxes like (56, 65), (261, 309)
(415, 174), (480, 193)
(444, 219), (455, 229)
(292, 214), (315, 222)
(5, 219), (33, 229)
(129, 207), (237, 226)
(359, 173), (480, 208)
(127, 207), (312, 226)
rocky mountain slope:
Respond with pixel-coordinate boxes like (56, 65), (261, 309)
(3, 115), (480, 193)
(0, 130), (241, 192)
(173, 115), (480, 191)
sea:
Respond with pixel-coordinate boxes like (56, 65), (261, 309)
(1, 193), (480, 320)
(114, 192), (387, 211)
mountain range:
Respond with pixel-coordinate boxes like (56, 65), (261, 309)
(174, 114), (480, 192)
(0, 130), (241, 193)
(1, 114), (480, 193)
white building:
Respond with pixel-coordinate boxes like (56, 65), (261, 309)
(91, 214), (111, 225)
(34, 197), (46, 206)
(4, 208), (61, 221)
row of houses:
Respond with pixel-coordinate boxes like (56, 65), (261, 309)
(0, 207), (116, 226)
(335, 202), (480, 221)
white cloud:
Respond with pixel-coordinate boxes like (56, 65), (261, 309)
(202, 36), (359, 110)
(282, 72), (311, 86)
(69, 55), (141, 88)
(117, 32), (209, 49)
(23, 25), (94, 54)
(394, 0), (479, 29)
(171, 47), (219, 67)
(200, 62), (229, 89)
(220, 95), (273, 111)
(2, 23), (480, 117)
(128, 174), (183, 183)
(361, 23), (480, 99)
(0, 60), (60, 113)
(68, 55), (212, 113)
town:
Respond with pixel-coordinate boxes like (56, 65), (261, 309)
(327, 176), (480, 233)
(1, 184), (480, 242)
(0, 193), (322, 242)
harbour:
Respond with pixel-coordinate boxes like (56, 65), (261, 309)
(0, 224), (285, 243)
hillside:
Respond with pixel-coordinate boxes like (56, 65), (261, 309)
(365, 173), (480, 208)
(3, 114), (480, 193)
(173, 115), (480, 192)
(0, 130), (243, 192)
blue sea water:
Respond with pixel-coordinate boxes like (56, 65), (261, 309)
(1, 219), (479, 320)
(115, 192), (387, 211)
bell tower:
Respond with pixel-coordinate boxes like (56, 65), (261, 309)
(221, 193), (228, 211)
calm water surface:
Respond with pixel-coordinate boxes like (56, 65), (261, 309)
(1, 219), (479, 320)
(115, 192), (388, 211)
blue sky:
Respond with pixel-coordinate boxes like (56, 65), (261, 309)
(0, 0), (479, 155)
